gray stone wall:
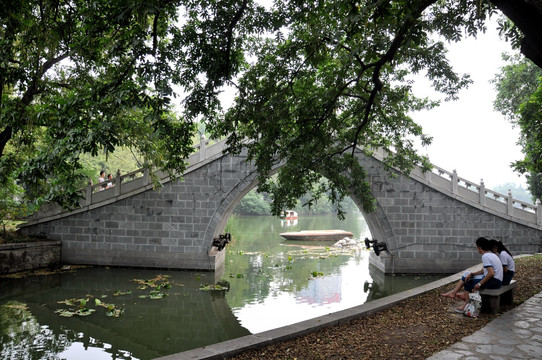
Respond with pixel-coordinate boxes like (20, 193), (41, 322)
(354, 150), (542, 274)
(19, 153), (257, 271)
(0, 240), (61, 274)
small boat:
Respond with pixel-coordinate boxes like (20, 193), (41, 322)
(279, 229), (354, 241)
(281, 210), (298, 220)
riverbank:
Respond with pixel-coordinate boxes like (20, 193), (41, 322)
(159, 254), (542, 360)
(0, 240), (61, 274)
(221, 254), (542, 360)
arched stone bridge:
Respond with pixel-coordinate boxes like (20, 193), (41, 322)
(19, 138), (542, 274)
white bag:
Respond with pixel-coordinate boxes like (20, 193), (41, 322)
(463, 291), (482, 317)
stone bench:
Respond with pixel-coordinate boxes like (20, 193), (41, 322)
(479, 280), (517, 314)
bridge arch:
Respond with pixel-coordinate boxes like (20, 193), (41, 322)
(202, 151), (260, 246)
(19, 140), (542, 274)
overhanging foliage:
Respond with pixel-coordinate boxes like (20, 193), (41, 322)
(1, 0), (540, 217)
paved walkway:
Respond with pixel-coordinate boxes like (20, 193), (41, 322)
(428, 290), (542, 359)
(155, 263), (542, 360)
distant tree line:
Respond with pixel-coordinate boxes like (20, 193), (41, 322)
(491, 182), (533, 204)
(234, 188), (360, 216)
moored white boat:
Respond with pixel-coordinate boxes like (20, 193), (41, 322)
(279, 229), (354, 241)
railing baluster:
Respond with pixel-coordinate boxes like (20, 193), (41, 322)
(115, 170), (121, 196)
(507, 189), (513, 215)
(479, 179), (486, 206)
(452, 170), (458, 194)
(537, 199), (541, 225)
(85, 179), (93, 206)
(199, 133), (207, 162)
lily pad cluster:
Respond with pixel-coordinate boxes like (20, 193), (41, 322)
(132, 274), (172, 299)
(138, 290), (168, 300)
(95, 299), (123, 317)
(54, 274), (175, 319)
(199, 283), (229, 291)
(55, 298), (97, 317)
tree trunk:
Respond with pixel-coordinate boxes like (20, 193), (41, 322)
(0, 126), (12, 158)
(491, 0), (542, 68)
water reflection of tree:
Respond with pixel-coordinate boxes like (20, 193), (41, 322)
(1, 268), (250, 359)
(224, 245), (355, 309)
(0, 301), (74, 359)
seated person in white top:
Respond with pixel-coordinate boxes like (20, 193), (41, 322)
(441, 237), (503, 312)
(490, 239), (515, 285)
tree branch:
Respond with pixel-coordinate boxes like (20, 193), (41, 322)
(351, 0), (438, 156)
(152, 10), (160, 55)
(0, 127), (13, 158)
(223, 0), (249, 79)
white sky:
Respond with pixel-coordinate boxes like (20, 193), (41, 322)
(411, 22), (526, 190)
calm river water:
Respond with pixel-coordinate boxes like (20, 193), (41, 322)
(0, 213), (442, 359)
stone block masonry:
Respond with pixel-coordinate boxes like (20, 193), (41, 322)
(0, 240), (61, 274)
(19, 152), (256, 271)
(355, 149), (542, 274)
(18, 140), (542, 274)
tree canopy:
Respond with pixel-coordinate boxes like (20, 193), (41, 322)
(492, 53), (542, 201)
(1, 0), (540, 217)
(0, 0), (198, 208)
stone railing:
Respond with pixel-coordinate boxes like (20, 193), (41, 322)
(369, 147), (541, 228)
(411, 163), (541, 227)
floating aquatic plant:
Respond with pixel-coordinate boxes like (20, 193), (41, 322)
(55, 297), (122, 318)
(2, 303), (28, 310)
(113, 290), (132, 296)
(131, 275), (174, 300)
(57, 298), (89, 307)
(95, 299), (124, 317)
(139, 290), (168, 299)
(228, 273), (244, 278)
(131, 274), (171, 288)
(199, 284), (228, 291)
(55, 307), (95, 317)
(76, 308), (95, 316)
(52, 275), (174, 319)
(149, 290), (167, 299)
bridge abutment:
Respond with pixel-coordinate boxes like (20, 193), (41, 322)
(356, 149), (542, 274)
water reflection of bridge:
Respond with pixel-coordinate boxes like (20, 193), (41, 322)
(363, 265), (442, 303)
